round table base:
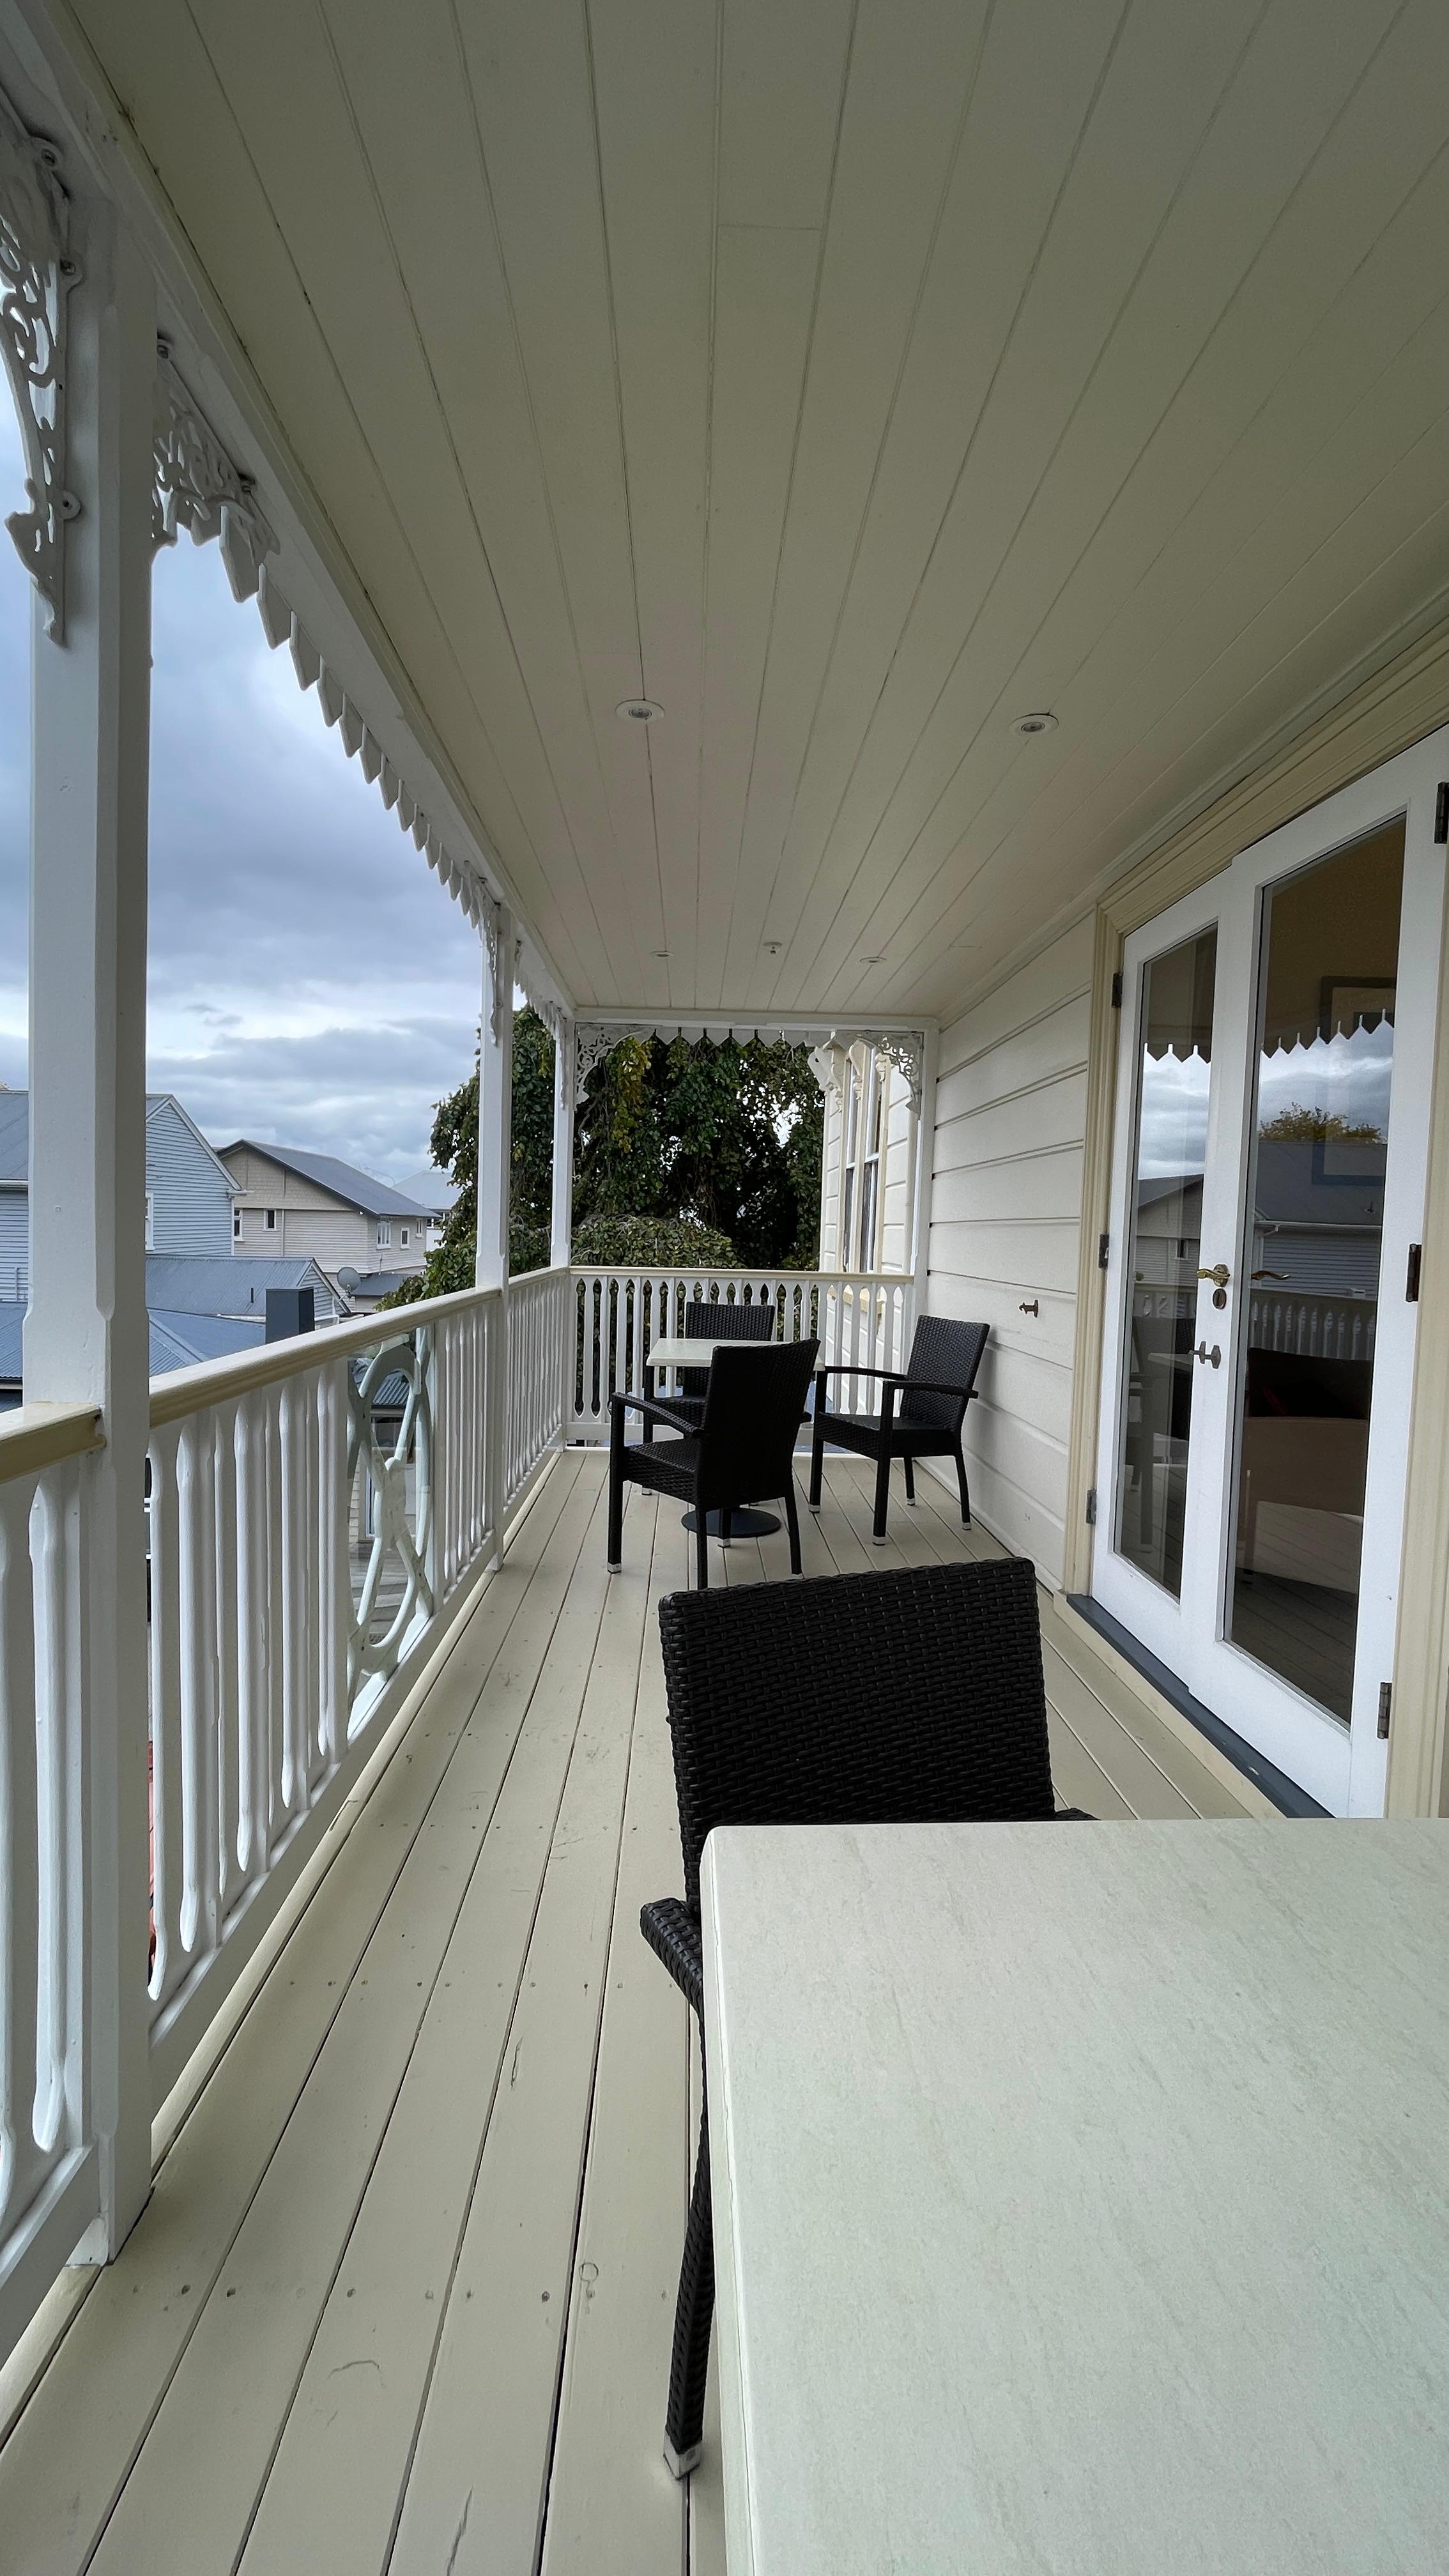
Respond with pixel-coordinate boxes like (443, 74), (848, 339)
(682, 1506), (781, 1540)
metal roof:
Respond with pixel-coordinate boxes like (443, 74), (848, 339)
(0, 1298), (264, 1385)
(219, 1139), (433, 1220)
(143, 1254), (339, 1318)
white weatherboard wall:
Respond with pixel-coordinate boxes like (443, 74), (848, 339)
(927, 916), (1094, 1588)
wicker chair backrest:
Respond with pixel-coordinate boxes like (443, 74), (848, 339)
(896, 1314), (989, 1430)
(678, 1296), (775, 1401)
(693, 1337), (818, 1513)
(658, 1556), (1054, 1905)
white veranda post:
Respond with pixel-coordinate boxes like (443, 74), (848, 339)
(23, 207), (157, 2259)
(551, 1016), (575, 1270)
(477, 907), (513, 1558)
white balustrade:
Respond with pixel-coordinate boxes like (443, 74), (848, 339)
(0, 1408), (103, 2361)
(142, 1285), (506, 2099)
(507, 1265), (570, 1506)
(567, 1267), (914, 1441)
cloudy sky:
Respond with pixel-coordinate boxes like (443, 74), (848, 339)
(0, 402), (482, 1183)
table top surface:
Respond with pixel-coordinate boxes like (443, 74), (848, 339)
(646, 1335), (779, 1368)
(700, 1818), (1449, 2576)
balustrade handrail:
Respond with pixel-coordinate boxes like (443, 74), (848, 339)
(147, 1274), (516, 1425)
(0, 1397), (106, 1480)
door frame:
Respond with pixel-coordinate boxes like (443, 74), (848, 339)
(1071, 716), (1449, 1816)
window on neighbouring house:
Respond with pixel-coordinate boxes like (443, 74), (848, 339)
(400, 1227), (410, 1246)
(233, 1206), (242, 1241)
(378, 1220), (391, 1248)
(144, 1192), (155, 1250)
(264, 1208), (277, 1232)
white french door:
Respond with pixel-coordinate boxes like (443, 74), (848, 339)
(1093, 730), (1448, 1814)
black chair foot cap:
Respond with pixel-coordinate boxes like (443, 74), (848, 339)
(664, 2436), (703, 2480)
(872, 1533), (887, 1547)
(606, 1559), (622, 1572)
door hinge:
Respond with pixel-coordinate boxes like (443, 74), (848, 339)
(1406, 1242), (1422, 1302)
(1085, 1486), (1098, 1526)
(1098, 1231), (1110, 1269)
(1377, 1682), (1393, 1741)
(1436, 783), (1449, 845)
(1110, 970), (1124, 1008)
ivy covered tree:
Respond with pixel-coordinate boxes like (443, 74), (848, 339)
(388, 1011), (824, 1308)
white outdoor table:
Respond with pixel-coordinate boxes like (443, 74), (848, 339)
(645, 1335), (780, 1368)
(645, 1337), (785, 1538)
(701, 1818), (1449, 2575)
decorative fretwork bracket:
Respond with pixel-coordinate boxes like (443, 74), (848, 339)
(0, 85), (80, 641)
(573, 1020), (662, 1104)
(823, 1027), (926, 1109)
(153, 337), (277, 600)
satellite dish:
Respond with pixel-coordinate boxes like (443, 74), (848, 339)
(337, 1266), (361, 1294)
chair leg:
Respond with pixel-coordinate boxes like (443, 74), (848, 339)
(607, 1408), (625, 1569)
(873, 1438), (891, 1545)
(808, 1414), (824, 1510)
(783, 1480), (803, 1575)
(954, 1440), (971, 1528)
(903, 1455), (916, 1505)
(664, 2097), (716, 2477)
(695, 1510), (709, 1591)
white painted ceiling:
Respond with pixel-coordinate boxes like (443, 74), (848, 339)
(72, 0), (1449, 1022)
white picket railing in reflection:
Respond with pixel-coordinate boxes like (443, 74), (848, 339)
(568, 1267), (914, 1441)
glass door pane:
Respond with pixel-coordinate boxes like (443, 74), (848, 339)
(1114, 928), (1217, 1598)
(1227, 820), (1405, 1721)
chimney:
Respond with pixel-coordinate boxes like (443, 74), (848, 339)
(265, 1286), (315, 1342)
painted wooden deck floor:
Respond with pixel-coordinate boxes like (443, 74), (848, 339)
(0, 1449), (1252, 2576)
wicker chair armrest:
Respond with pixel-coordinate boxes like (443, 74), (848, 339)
(880, 1376), (981, 1403)
(611, 1390), (696, 1436)
(813, 1361), (897, 1381)
(640, 1896), (704, 2016)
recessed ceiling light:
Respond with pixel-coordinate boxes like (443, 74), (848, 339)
(653, 949), (669, 960)
(762, 940), (782, 955)
(616, 697), (663, 723)
(860, 953), (887, 965)
(1011, 710), (1057, 738)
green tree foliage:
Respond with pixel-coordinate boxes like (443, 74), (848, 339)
(387, 1013), (824, 1308)
(1259, 1101), (1383, 1144)
(576, 1032), (822, 1268)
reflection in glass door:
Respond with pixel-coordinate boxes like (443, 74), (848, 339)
(1094, 723), (1446, 1815)
(1114, 930), (1216, 1598)
(1227, 822), (1404, 1724)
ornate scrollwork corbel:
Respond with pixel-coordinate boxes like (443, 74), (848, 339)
(0, 84), (80, 640)
(152, 337), (277, 599)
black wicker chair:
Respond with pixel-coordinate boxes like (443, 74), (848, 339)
(809, 1312), (988, 1544)
(608, 1337), (819, 1590)
(640, 1555), (1087, 2476)
(643, 1296), (777, 1448)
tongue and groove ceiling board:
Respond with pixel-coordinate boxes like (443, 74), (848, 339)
(68, 0), (1449, 1019)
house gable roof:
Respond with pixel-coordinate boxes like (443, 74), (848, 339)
(0, 1093), (238, 1193)
(218, 1139), (432, 1221)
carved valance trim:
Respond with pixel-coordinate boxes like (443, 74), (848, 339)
(573, 1018), (926, 1109)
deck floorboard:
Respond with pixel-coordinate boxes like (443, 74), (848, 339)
(0, 1449), (1253, 2574)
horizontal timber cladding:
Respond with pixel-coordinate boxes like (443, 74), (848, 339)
(926, 914), (1094, 1589)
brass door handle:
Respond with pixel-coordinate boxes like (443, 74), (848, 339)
(1196, 1263), (1230, 1287)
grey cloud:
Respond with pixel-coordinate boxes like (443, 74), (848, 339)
(0, 401), (482, 1175)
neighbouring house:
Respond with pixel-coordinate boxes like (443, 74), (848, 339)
(397, 1165), (459, 1255)
(220, 1139), (434, 1285)
(0, 1088), (237, 1295)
